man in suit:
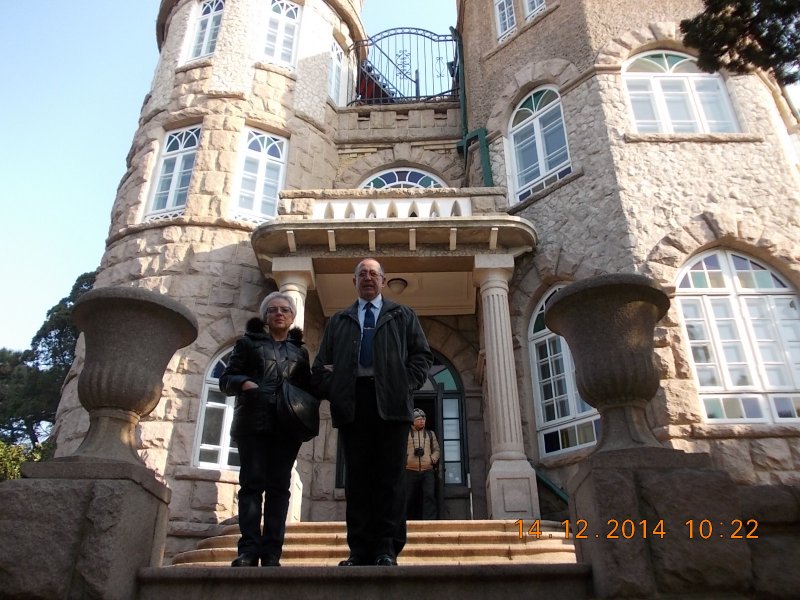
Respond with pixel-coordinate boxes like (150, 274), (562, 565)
(312, 258), (433, 566)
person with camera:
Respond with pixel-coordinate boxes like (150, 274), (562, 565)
(406, 408), (440, 520)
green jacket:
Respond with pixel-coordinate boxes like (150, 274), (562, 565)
(312, 298), (432, 427)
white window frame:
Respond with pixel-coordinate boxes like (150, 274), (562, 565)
(676, 249), (800, 424)
(623, 51), (740, 134)
(494, 0), (516, 41)
(529, 286), (600, 456)
(188, 0), (225, 60)
(264, 0), (301, 67)
(194, 347), (239, 471)
(231, 128), (287, 224)
(524, 0), (547, 21)
(146, 125), (201, 221)
(359, 168), (446, 189)
(329, 41), (345, 105)
(509, 86), (572, 203)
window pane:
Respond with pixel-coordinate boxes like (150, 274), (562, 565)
(201, 406), (225, 445)
(661, 79), (698, 132)
(560, 426), (577, 449)
(443, 419), (460, 440)
(704, 398), (724, 419)
(742, 397), (763, 418)
(444, 440), (460, 458)
(444, 463), (462, 484)
(773, 396), (795, 418)
(543, 431), (560, 453)
(576, 420), (596, 444)
(443, 397), (458, 418)
(199, 448), (220, 463)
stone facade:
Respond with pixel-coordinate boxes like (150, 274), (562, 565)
(52, 0), (800, 561)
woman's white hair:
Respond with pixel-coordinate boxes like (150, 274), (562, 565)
(259, 291), (297, 319)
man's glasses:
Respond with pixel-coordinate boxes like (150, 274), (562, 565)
(357, 270), (383, 280)
(266, 306), (293, 314)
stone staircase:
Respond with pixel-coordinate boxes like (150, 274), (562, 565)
(137, 520), (594, 600)
(169, 519), (579, 567)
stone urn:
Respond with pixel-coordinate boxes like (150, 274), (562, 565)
(70, 286), (198, 464)
(544, 274), (669, 452)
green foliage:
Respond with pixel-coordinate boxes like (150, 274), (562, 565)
(0, 439), (54, 481)
(0, 271), (96, 446)
(680, 0), (800, 86)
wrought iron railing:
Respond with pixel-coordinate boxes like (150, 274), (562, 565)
(348, 28), (459, 105)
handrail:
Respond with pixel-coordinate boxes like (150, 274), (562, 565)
(348, 27), (458, 105)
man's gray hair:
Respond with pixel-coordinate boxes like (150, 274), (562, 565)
(259, 291), (297, 319)
(354, 258), (385, 278)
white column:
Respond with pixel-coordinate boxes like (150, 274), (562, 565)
(270, 256), (315, 522)
(474, 254), (540, 519)
(271, 257), (315, 330)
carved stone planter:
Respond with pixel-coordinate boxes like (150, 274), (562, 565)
(544, 274), (669, 452)
(70, 286), (198, 464)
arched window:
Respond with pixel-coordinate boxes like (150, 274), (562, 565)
(623, 51), (739, 134)
(676, 249), (799, 423)
(194, 347), (239, 470)
(529, 286), (600, 455)
(232, 128), (287, 224)
(188, 0), (225, 60)
(265, 0), (301, 67)
(359, 168), (445, 189)
(510, 87), (572, 203)
(146, 126), (202, 221)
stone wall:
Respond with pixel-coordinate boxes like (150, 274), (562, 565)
(458, 0), (800, 492)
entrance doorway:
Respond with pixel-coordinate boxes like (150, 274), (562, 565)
(411, 351), (468, 519)
(335, 351), (469, 518)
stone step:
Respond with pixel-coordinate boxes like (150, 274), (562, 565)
(139, 563), (594, 600)
(170, 519), (576, 567)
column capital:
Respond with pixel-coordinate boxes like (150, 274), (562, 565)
(271, 256), (316, 289)
(473, 254), (515, 287)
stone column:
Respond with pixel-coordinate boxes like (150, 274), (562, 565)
(272, 256), (315, 330)
(473, 254), (539, 519)
(268, 256), (316, 521)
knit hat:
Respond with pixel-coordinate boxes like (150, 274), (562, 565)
(413, 408), (426, 419)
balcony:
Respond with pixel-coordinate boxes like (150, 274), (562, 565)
(348, 28), (459, 105)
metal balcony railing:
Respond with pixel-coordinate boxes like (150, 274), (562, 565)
(348, 28), (459, 105)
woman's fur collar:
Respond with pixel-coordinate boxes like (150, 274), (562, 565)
(245, 317), (304, 345)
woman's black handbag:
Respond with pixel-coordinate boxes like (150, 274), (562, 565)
(277, 380), (320, 442)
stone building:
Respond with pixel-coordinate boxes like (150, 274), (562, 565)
(52, 0), (800, 562)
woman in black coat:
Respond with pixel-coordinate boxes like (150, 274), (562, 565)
(219, 291), (311, 567)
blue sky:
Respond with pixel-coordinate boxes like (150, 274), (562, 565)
(0, 1), (457, 352)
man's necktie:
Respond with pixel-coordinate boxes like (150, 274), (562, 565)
(359, 302), (375, 367)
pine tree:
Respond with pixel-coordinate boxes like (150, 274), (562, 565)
(680, 0), (800, 86)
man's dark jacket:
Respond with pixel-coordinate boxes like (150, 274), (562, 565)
(219, 318), (311, 437)
(312, 298), (432, 427)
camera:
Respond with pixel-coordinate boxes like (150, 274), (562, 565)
(414, 447), (424, 457)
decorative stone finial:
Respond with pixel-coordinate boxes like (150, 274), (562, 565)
(70, 286), (198, 464)
(545, 274), (669, 452)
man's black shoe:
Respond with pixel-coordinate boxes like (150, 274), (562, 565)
(261, 555), (281, 567)
(231, 553), (259, 567)
(374, 554), (397, 566)
(338, 556), (365, 566)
